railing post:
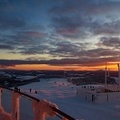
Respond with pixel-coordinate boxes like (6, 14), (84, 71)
(32, 101), (41, 120)
(12, 91), (21, 120)
(0, 88), (2, 106)
(32, 99), (58, 120)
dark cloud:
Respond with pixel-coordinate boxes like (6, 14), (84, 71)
(0, 34), (33, 51)
(51, 16), (83, 38)
(99, 37), (120, 48)
(0, 44), (15, 50)
(0, 55), (119, 68)
(49, 0), (120, 39)
(91, 20), (120, 35)
(48, 41), (88, 58)
(50, 12), (88, 39)
(83, 48), (120, 57)
(22, 31), (47, 38)
(19, 44), (51, 55)
(0, 30), (49, 53)
(47, 39), (120, 59)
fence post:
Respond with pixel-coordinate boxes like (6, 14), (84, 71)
(0, 88), (2, 106)
(12, 92), (21, 120)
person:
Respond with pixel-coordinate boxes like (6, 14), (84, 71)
(18, 88), (20, 92)
(14, 86), (18, 91)
(35, 90), (37, 94)
(14, 86), (20, 92)
(30, 88), (32, 93)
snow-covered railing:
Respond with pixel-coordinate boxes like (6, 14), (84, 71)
(0, 85), (76, 120)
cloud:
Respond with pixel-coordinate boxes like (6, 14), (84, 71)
(48, 41), (89, 58)
(0, 0), (120, 69)
(49, 0), (120, 39)
(50, 14), (87, 39)
(0, 30), (49, 54)
(84, 48), (119, 57)
(19, 44), (51, 55)
(22, 31), (47, 38)
(0, 55), (119, 68)
(99, 37), (120, 49)
(0, 44), (15, 50)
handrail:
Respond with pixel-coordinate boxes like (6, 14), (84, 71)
(0, 85), (76, 120)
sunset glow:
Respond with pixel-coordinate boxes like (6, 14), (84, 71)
(4, 63), (118, 71)
(0, 0), (120, 71)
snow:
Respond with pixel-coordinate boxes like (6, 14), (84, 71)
(15, 75), (37, 81)
(1, 78), (120, 120)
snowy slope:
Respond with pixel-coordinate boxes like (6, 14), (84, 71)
(18, 78), (120, 120)
(1, 78), (120, 120)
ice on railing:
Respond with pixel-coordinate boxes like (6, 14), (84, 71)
(32, 99), (58, 120)
(12, 92), (21, 120)
(0, 88), (12, 120)
(0, 88), (2, 106)
(0, 106), (12, 120)
(62, 117), (68, 120)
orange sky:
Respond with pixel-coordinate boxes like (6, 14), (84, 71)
(5, 64), (118, 71)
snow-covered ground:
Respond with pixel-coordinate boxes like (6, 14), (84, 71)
(15, 75), (38, 81)
(1, 78), (120, 120)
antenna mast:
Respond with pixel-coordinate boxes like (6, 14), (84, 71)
(105, 63), (107, 86)
(117, 64), (120, 86)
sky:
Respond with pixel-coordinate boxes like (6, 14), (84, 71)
(0, 0), (120, 71)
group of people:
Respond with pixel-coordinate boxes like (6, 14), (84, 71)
(30, 88), (37, 94)
(14, 86), (20, 92)
(14, 86), (38, 94)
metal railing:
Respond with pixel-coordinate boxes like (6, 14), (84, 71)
(0, 85), (76, 120)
